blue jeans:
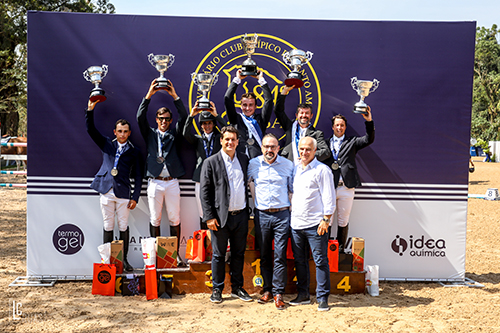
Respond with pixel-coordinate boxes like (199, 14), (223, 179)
(210, 210), (249, 291)
(257, 209), (290, 295)
(291, 225), (330, 302)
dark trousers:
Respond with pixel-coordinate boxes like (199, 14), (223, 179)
(291, 225), (330, 302)
(257, 209), (290, 295)
(210, 210), (249, 291)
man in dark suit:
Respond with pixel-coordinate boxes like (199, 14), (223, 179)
(137, 79), (188, 264)
(200, 126), (252, 304)
(224, 69), (273, 159)
(182, 101), (225, 229)
(275, 85), (331, 165)
(86, 98), (143, 272)
(324, 109), (375, 252)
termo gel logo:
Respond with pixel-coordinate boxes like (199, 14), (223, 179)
(52, 224), (85, 255)
(189, 33), (322, 137)
(391, 235), (446, 257)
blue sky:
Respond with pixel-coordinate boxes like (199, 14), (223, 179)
(110, 0), (498, 29)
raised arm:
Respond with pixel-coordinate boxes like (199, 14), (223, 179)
(85, 99), (106, 149)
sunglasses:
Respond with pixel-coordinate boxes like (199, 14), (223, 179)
(157, 117), (172, 122)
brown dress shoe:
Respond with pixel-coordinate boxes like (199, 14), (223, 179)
(258, 291), (273, 304)
(274, 294), (285, 310)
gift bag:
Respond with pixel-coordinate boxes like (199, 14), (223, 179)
(328, 240), (339, 272)
(192, 230), (207, 262)
(121, 274), (140, 296)
(91, 263), (116, 296)
(366, 265), (380, 296)
(185, 238), (194, 261)
(145, 268), (158, 300)
(141, 237), (156, 270)
(158, 274), (173, 299)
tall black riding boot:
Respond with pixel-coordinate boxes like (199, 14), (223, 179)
(103, 229), (114, 244)
(170, 225), (186, 267)
(337, 224), (349, 254)
(120, 227), (133, 272)
(150, 224), (161, 238)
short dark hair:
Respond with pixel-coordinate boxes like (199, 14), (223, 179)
(156, 107), (172, 118)
(331, 114), (347, 127)
(241, 92), (257, 101)
(296, 103), (313, 114)
(115, 119), (131, 130)
(262, 133), (279, 142)
(220, 125), (239, 138)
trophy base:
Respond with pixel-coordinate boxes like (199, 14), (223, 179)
(284, 77), (304, 88)
(196, 101), (212, 111)
(353, 103), (368, 115)
(155, 78), (171, 89)
(89, 88), (106, 103)
(241, 65), (258, 77)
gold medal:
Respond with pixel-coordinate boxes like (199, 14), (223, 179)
(111, 168), (118, 176)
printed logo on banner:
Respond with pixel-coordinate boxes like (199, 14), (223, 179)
(189, 33), (322, 141)
(391, 235), (446, 257)
(52, 224), (85, 255)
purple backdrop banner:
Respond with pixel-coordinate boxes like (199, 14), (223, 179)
(27, 12), (475, 186)
(26, 12), (475, 280)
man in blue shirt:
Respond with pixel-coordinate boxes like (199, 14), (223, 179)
(248, 133), (294, 310)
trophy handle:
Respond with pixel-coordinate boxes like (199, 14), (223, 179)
(350, 77), (359, 90)
(190, 72), (199, 85)
(282, 51), (292, 66)
(167, 54), (175, 68)
(370, 79), (380, 92)
(101, 64), (108, 78)
(305, 51), (314, 64)
(211, 73), (219, 86)
(83, 69), (91, 82)
(148, 53), (155, 67)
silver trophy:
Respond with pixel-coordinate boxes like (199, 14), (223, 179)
(283, 49), (313, 88)
(191, 72), (218, 110)
(351, 77), (380, 114)
(148, 53), (175, 89)
(83, 65), (108, 102)
(240, 33), (259, 76)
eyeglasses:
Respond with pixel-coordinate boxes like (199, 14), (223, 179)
(263, 145), (278, 150)
(157, 117), (172, 122)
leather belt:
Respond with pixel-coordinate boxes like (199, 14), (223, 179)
(154, 176), (174, 181)
(262, 207), (289, 213)
(229, 209), (245, 216)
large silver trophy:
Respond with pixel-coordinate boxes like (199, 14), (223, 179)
(83, 65), (108, 102)
(351, 77), (380, 114)
(240, 33), (259, 76)
(148, 53), (175, 89)
(283, 49), (313, 88)
(191, 72), (219, 111)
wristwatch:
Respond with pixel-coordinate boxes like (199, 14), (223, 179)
(322, 217), (330, 223)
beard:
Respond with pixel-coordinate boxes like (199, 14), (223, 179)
(264, 151), (275, 161)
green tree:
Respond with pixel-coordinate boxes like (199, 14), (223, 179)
(471, 24), (500, 142)
(0, 0), (115, 137)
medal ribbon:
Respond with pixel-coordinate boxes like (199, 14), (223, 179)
(240, 114), (263, 147)
(113, 144), (126, 170)
(330, 137), (344, 161)
(203, 133), (215, 157)
(293, 121), (301, 157)
(157, 130), (164, 159)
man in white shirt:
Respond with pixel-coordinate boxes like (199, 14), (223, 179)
(290, 136), (335, 312)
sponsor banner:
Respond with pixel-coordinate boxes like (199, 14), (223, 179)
(26, 12), (474, 279)
(27, 194), (200, 277)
